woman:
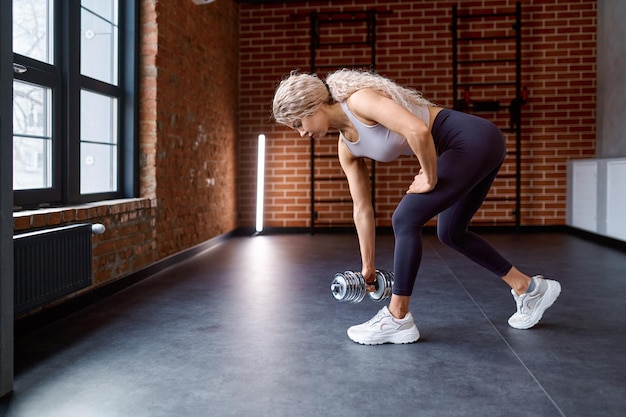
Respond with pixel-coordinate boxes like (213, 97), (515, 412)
(272, 69), (561, 345)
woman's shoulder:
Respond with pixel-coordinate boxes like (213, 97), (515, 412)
(345, 89), (387, 113)
(347, 88), (385, 101)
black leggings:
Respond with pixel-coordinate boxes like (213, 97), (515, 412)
(391, 109), (513, 296)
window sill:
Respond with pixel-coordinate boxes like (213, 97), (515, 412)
(13, 197), (154, 232)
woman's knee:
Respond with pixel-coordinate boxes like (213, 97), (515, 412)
(437, 223), (465, 249)
(392, 197), (428, 234)
(391, 207), (411, 234)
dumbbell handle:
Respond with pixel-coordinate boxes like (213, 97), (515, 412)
(331, 279), (377, 292)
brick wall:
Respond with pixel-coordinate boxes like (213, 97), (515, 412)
(147, 0), (239, 258)
(238, 0), (597, 229)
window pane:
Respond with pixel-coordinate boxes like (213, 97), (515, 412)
(80, 90), (118, 144)
(80, 90), (118, 193)
(13, 0), (54, 64)
(81, 0), (118, 85)
(13, 81), (53, 190)
(80, 143), (117, 194)
(82, 0), (118, 24)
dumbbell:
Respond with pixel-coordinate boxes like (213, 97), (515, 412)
(330, 270), (394, 303)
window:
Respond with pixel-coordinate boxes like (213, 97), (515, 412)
(11, 0), (137, 209)
(12, 81), (53, 190)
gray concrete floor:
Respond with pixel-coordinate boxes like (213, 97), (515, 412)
(2, 232), (626, 416)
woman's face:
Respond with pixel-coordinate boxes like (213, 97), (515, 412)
(295, 107), (328, 139)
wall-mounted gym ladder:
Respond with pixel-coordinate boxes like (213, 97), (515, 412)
(451, 1), (524, 228)
(307, 9), (389, 234)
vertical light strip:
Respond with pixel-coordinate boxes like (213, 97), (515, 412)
(255, 134), (266, 233)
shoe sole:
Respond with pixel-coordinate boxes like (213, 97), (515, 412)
(509, 280), (561, 330)
(347, 328), (420, 345)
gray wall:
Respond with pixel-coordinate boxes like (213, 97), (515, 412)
(0, 0), (14, 398)
(596, 0), (626, 157)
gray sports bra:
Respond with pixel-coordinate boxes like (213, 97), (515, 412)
(339, 101), (430, 162)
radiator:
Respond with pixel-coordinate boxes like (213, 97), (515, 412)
(13, 223), (104, 314)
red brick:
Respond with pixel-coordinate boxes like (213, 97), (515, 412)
(239, 0), (596, 228)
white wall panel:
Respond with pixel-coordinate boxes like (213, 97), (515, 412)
(606, 160), (626, 240)
(569, 160), (598, 233)
(568, 158), (626, 242)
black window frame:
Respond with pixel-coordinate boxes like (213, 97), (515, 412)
(12, 0), (138, 210)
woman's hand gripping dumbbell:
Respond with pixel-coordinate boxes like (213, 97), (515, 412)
(330, 270), (394, 303)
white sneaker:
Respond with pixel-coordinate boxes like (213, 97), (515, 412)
(347, 306), (420, 345)
(508, 275), (561, 329)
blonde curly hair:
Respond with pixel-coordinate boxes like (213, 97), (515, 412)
(272, 69), (434, 128)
